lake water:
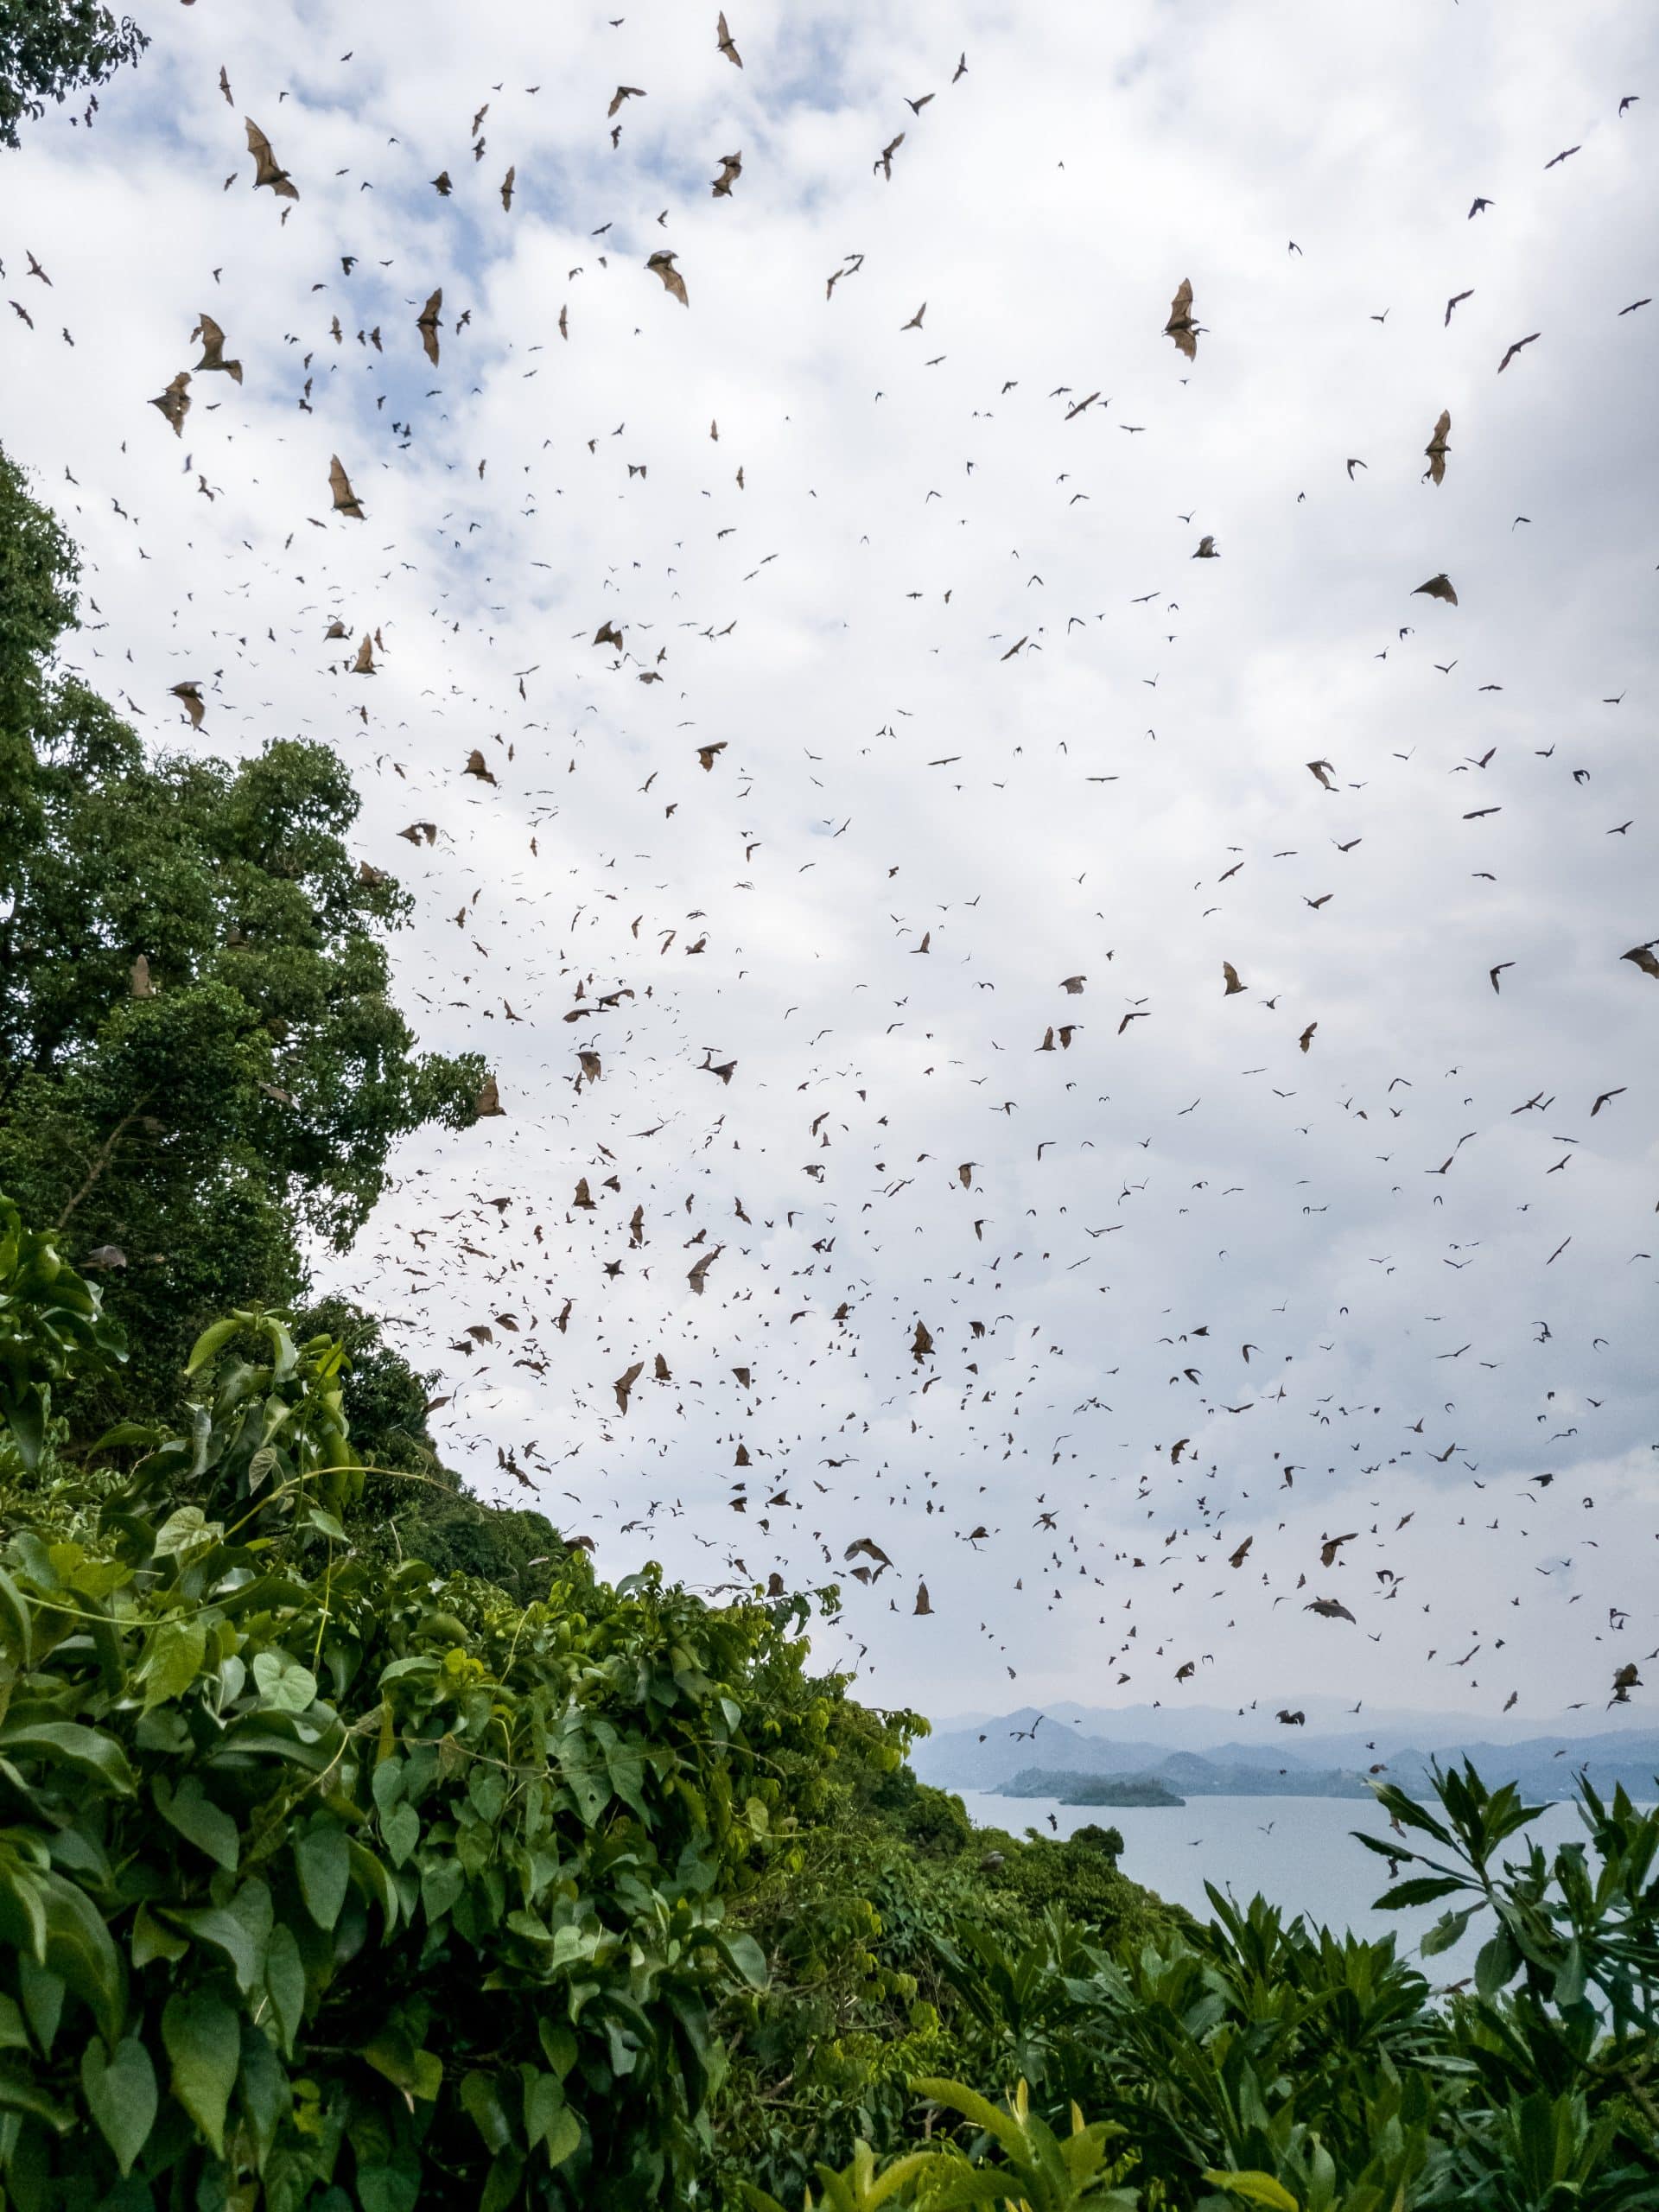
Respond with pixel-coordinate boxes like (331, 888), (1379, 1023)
(954, 1789), (1600, 1981)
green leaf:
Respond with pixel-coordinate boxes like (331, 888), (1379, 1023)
(364, 2026), (441, 2101)
(238, 2019), (289, 2173)
(911, 2079), (1025, 2164)
(17, 1957), (62, 2055)
(0, 2071), (73, 2130)
(461, 2069), (515, 2155)
(0, 1716), (137, 1787)
(720, 1931), (768, 1990)
(603, 1738), (650, 1821)
(162, 1990), (238, 2157)
(0, 1563), (33, 1669)
(3, 1382), (47, 1471)
(140, 1615), (206, 1711)
(130, 1902), (188, 1969)
(35, 1872), (124, 2044)
(251, 1647), (318, 1713)
(383, 1801), (419, 1868)
(480, 2150), (526, 2212)
(1421, 1905), (1478, 1958)
(185, 1316), (249, 1375)
(1372, 1875), (1463, 1911)
(81, 2034), (158, 2177)
(152, 1507), (222, 1560)
(155, 1775), (239, 1870)
(1476, 1925), (1521, 1999)
(264, 1920), (305, 2056)
(0, 1864), (47, 1961)
(168, 1899), (262, 1993)
(357, 2163), (421, 2212)
(893, 2159), (1002, 2209)
(523, 2069), (565, 2153)
(542, 2105), (581, 2171)
(1203, 2172), (1301, 2212)
(296, 1823), (350, 1931)
(1553, 1936), (1587, 2009)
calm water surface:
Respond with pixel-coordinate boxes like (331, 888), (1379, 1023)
(954, 1789), (1602, 1980)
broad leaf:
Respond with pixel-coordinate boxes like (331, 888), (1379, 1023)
(162, 1989), (238, 2156)
(81, 2034), (158, 2176)
(296, 1822), (350, 1930)
(155, 1775), (239, 1870)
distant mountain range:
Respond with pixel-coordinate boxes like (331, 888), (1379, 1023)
(911, 1703), (1659, 1802)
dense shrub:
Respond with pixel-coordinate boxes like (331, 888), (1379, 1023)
(2, 1213), (1656, 2212)
(0, 1224), (899, 2208)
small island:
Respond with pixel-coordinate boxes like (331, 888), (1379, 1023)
(1000, 1767), (1185, 1807)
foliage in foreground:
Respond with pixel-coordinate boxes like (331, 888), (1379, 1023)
(753, 1770), (1659, 2212)
(0, 1214), (1656, 2212)
(0, 1231), (868, 2207)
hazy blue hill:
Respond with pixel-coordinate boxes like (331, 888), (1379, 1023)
(914, 1708), (1659, 1800)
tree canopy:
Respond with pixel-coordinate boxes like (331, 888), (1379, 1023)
(0, 0), (148, 147)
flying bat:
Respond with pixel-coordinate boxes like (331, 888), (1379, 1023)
(245, 118), (297, 199)
(329, 455), (365, 518)
(1166, 276), (1198, 360)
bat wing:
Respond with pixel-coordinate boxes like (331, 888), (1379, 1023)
(245, 117), (298, 198)
(1166, 278), (1196, 358)
(1425, 408), (1450, 483)
(418, 287), (442, 361)
(328, 455), (364, 517)
(648, 253), (689, 305)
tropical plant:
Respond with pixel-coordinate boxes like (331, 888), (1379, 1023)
(0, 1189), (125, 1468)
(740, 2077), (1140, 2211)
(0, 1232), (878, 2209)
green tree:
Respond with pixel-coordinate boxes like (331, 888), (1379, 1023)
(0, 0), (148, 147)
(0, 446), (485, 1427)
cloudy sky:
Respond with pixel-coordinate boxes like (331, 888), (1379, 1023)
(6, 0), (1657, 1726)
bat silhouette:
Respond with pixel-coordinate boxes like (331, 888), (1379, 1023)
(1166, 276), (1198, 360)
(1423, 408), (1450, 485)
(192, 312), (241, 383)
(245, 118), (297, 199)
(328, 455), (365, 518)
